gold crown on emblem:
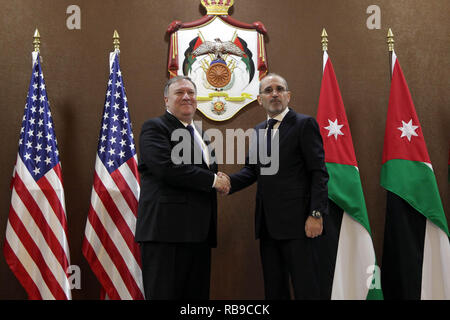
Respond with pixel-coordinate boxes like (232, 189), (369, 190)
(201, 0), (234, 15)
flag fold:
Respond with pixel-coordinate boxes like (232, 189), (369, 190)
(381, 51), (450, 300)
(82, 51), (144, 300)
(4, 52), (71, 300)
(317, 51), (382, 300)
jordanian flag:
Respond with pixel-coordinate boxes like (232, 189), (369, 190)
(381, 50), (450, 299)
(317, 51), (383, 300)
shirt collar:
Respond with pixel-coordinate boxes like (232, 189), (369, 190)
(267, 107), (289, 123)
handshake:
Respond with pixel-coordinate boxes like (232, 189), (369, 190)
(214, 172), (231, 195)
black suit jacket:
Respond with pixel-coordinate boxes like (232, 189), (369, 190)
(135, 111), (218, 247)
(230, 108), (328, 240)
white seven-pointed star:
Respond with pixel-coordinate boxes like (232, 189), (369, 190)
(324, 119), (344, 140)
(398, 119), (419, 142)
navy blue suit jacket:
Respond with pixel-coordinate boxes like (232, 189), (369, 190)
(135, 111), (218, 247)
(230, 108), (329, 240)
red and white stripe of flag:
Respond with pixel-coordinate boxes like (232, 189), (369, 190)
(4, 155), (71, 300)
(82, 155), (144, 300)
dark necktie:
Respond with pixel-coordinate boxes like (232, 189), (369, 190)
(186, 124), (200, 149)
(266, 118), (278, 157)
(186, 124), (195, 138)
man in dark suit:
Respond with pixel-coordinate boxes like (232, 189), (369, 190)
(135, 76), (230, 300)
(224, 73), (329, 299)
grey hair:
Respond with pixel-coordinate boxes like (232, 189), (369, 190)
(259, 73), (289, 93)
(164, 76), (197, 97)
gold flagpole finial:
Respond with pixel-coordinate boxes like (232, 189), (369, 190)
(321, 28), (328, 52)
(33, 28), (41, 52)
(387, 28), (395, 52)
(113, 30), (120, 51)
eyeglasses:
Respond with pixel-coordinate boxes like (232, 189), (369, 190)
(261, 86), (288, 95)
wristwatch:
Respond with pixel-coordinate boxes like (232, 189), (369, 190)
(311, 210), (322, 219)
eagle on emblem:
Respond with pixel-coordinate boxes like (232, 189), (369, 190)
(193, 38), (245, 60)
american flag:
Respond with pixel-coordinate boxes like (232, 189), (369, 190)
(82, 51), (144, 299)
(3, 52), (72, 300)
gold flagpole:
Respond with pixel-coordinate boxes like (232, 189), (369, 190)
(33, 28), (41, 52)
(387, 28), (395, 80)
(321, 28), (328, 52)
(33, 28), (43, 64)
(113, 30), (120, 51)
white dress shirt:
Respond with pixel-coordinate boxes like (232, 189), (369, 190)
(266, 106), (290, 137)
(166, 109), (217, 187)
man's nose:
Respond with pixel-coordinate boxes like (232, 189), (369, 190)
(182, 92), (191, 99)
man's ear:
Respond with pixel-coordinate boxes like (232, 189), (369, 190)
(164, 96), (169, 107)
(257, 94), (262, 106)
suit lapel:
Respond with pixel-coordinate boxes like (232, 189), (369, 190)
(277, 108), (295, 132)
(257, 108), (296, 166)
(277, 108), (296, 143)
(163, 111), (200, 167)
(164, 111), (217, 172)
(163, 111), (186, 131)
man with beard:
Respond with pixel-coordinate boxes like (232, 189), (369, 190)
(223, 73), (329, 299)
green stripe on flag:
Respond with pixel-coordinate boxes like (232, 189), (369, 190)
(326, 163), (383, 299)
(326, 163), (372, 235)
(381, 159), (449, 236)
(367, 287), (384, 300)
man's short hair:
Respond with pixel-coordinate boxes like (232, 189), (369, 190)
(259, 73), (289, 93)
(164, 76), (197, 97)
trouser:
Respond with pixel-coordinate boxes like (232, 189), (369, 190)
(259, 215), (320, 300)
(140, 241), (211, 300)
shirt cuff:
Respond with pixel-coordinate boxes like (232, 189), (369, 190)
(212, 173), (217, 188)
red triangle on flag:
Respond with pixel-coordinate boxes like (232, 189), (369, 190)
(234, 37), (244, 51)
(317, 54), (357, 166)
(382, 56), (430, 165)
(193, 37), (203, 51)
(234, 37), (248, 58)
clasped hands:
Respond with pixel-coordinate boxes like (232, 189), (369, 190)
(213, 172), (323, 238)
(214, 172), (322, 238)
(214, 172), (231, 195)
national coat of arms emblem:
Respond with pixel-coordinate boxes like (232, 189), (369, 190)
(167, 0), (268, 121)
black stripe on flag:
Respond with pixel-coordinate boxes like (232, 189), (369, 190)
(319, 200), (343, 299)
(381, 191), (426, 300)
